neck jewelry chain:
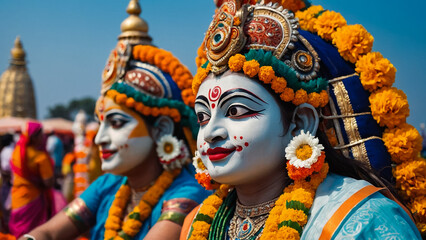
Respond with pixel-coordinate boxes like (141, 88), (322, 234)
(228, 197), (279, 240)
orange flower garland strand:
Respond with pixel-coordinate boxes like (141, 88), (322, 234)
(132, 45), (195, 107)
(106, 89), (182, 122)
(104, 169), (181, 240)
(295, 5), (426, 233)
(192, 53), (329, 107)
(188, 184), (232, 240)
(187, 164), (329, 240)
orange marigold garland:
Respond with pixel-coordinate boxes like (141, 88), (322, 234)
(106, 89), (182, 123)
(331, 24), (374, 64)
(355, 52), (396, 92)
(383, 123), (423, 164)
(369, 87), (410, 128)
(104, 169), (181, 240)
(132, 45), (195, 107)
(314, 10), (347, 41)
(296, 5), (324, 32)
(187, 129), (329, 239)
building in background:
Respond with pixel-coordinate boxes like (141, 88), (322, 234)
(0, 37), (37, 119)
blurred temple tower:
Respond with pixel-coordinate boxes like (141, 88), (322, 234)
(0, 37), (37, 119)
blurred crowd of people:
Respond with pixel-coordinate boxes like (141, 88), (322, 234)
(0, 113), (101, 237)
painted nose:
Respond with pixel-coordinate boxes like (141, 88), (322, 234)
(203, 123), (228, 144)
(94, 123), (110, 146)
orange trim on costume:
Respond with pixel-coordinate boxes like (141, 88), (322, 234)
(179, 205), (200, 240)
(318, 185), (382, 240)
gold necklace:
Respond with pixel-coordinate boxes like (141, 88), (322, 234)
(228, 197), (279, 240)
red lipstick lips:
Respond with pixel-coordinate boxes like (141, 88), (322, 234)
(100, 149), (117, 160)
(206, 147), (236, 161)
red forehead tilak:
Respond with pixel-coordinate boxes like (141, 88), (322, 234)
(208, 86), (222, 109)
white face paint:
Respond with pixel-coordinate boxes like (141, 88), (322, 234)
(195, 73), (290, 185)
(95, 97), (154, 175)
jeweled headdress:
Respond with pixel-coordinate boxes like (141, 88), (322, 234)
(100, 0), (198, 148)
(192, 0), (425, 234)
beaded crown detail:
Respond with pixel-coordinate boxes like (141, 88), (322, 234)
(193, 0), (328, 107)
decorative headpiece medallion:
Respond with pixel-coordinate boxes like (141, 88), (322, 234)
(204, 0), (320, 81)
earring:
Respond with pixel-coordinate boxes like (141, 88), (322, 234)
(193, 151), (220, 190)
(156, 134), (190, 171)
(285, 130), (326, 180)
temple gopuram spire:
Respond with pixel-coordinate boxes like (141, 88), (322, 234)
(118, 0), (153, 45)
(0, 36), (37, 119)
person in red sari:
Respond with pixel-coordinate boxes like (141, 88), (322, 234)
(9, 121), (66, 237)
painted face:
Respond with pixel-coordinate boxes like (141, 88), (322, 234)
(195, 72), (289, 185)
(94, 96), (154, 175)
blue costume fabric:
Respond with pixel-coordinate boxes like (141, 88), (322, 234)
(80, 166), (211, 239)
(302, 173), (421, 239)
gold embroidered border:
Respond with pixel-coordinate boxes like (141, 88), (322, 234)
(331, 80), (371, 169)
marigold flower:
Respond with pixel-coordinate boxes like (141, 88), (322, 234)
(195, 172), (220, 190)
(199, 204), (218, 218)
(314, 10), (347, 41)
(205, 194), (224, 209)
(243, 60), (260, 78)
(295, 5), (324, 32)
(115, 94), (128, 105)
(383, 123), (423, 163)
(332, 24), (374, 63)
(355, 52), (396, 92)
(410, 196), (426, 222)
(228, 54), (246, 72)
(264, 0), (306, 16)
(292, 89), (308, 105)
(190, 221), (211, 237)
(135, 102), (144, 113)
(319, 90), (329, 107)
(104, 229), (118, 239)
(280, 88), (295, 102)
(193, 68), (209, 94)
(122, 219), (143, 236)
(369, 87), (409, 128)
(279, 208), (308, 226)
(271, 77), (287, 93)
(259, 66), (276, 84)
(125, 97), (136, 108)
(195, 43), (207, 68)
(307, 92), (321, 108)
(394, 158), (426, 199)
(142, 107), (151, 116)
(276, 225), (300, 240)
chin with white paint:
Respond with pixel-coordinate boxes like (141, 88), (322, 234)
(95, 96), (154, 175)
(195, 72), (289, 186)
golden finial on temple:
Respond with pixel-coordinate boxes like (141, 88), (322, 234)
(118, 0), (152, 45)
(11, 36), (26, 64)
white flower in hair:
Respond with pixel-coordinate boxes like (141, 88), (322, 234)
(285, 130), (324, 169)
(156, 134), (181, 161)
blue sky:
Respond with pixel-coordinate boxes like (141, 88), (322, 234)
(0, 0), (425, 130)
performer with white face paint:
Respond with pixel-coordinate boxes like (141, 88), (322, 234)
(181, 0), (424, 239)
(19, 1), (209, 240)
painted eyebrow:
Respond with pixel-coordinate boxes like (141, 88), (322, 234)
(195, 95), (210, 108)
(218, 88), (267, 108)
(105, 112), (132, 120)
